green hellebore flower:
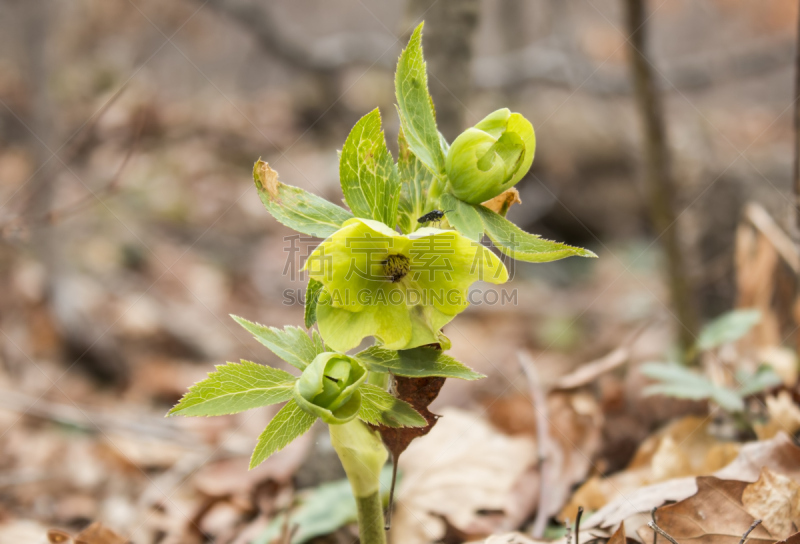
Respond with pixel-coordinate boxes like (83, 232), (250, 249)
(445, 108), (536, 204)
(294, 352), (368, 425)
(305, 217), (509, 352)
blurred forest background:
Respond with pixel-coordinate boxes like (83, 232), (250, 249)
(1, 1), (800, 543)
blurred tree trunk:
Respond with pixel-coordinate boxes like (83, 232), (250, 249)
(405, 0), (481, 142)
(625, 0), (699, 357)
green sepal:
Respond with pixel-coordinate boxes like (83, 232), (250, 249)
(476, 204), (597, 262)
(395, 22), (444, 177)
(339, 108), (401, 228)
(168, 360), (296, 417)
(294, 352), (368, 425)
(441, 193), (484, 241)
(357, 382), (427, 428)
(250, 399), (316, 469)
(356, 346), (484, 380)
(305, 278), (324, 329)
(231, 316), (322, 371)
(253, 160), (353, 238)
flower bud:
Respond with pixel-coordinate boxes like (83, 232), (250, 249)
(445, 108), (535, 204)
(294, 352), (368, 425)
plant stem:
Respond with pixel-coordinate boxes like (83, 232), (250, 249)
(329, 420), (388, 544)
(356, 492), (387, 544)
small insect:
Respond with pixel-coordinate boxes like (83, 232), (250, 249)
(417, 209), (453, 226)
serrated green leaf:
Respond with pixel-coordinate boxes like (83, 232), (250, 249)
(357, 383), (426, 428)
(643, 382), (718, 400)
(169, 360), (296, 417)
(736, 365), (782, 397)
(250, 399), (316, 469)
(339, 109), (401, 227)
(305, 278), (324, 329)
(710, 387), (746, 412)
(441, 193), (484, 241)
(356, 346), (484, 380)
(397, 128), (431, 234)
(253, 160), (353, 238)
(639, 362), (715, 388)
(477, 204), (596, 262)
(696, 309), (761, 351)
(311, 329), (325, 355)
(395, 22), (444, 176)
(232, 316), (319, 371)
(641, 362), (746, 412)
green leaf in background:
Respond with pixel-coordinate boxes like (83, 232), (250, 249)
(397, 128), (430, 234)
(477, 204), (597, 262)
(395, 22), (445, 176)
(441, 193), (484, 241)
(696, 309), (761, 351)
(255, 466), (397, 544)
(356, 346), (484, 380)
(640, 362), (745, 412)
(231, 316), (319, 371)
(168, 360), (296, 417)
(250, 399), (317, 469)
(736, 365), (782, 397)
(304, 278), (324, 328)
(253, 160), (353, 238)
(357, 383), (427, 427)
(339, 109), (401, 227)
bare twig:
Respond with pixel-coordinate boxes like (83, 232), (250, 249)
(565, 518), (573, 544)
(651, 507), (658, 544)
(744, 202), (800, 273)
(739, 520), (762, 544)
(0, 387), (249, 456)
(648, 521), (680, 544)
(575, 506), (584, 544)
(196, 0), (795, 94)
(518, 351), (560, 538)
(625, 0), (697, 358)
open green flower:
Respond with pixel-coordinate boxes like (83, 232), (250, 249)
(294, 352), (367, 424)
(445, 108), (535, 204)
(305, 217), (508, 351)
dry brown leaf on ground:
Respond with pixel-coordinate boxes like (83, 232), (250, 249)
(777, 532), (800, 544)
(391, 408), (538, 544)
(585, 432), (800, 530)
(639, 477), (775, 544)
(742, 468), (800, 539)
(754, 392), (800, 440)
(563, 416), (738, 520)
(488, 391), (603, 528)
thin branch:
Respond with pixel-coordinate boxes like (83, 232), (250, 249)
(198, 0), (795, 95)
(739, 520), (762, 544)
(518, 351), (559, 539)
(648, 521), (680, 544)
(575, 506), (584, 544)
(625, 0), (698, 358)
(651, 507), (658, 544)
